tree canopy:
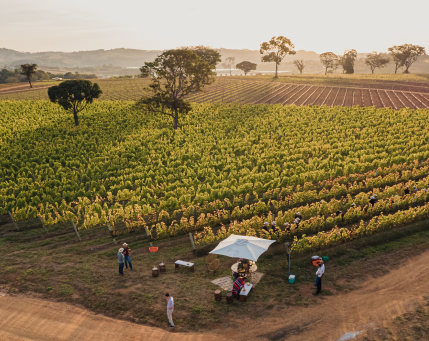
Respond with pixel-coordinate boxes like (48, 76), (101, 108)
(139, 49), (216, 130)
(293, 60), (305, 74)
(20, 64), (37, 88)
(319, 52), (339, 75)
(388, 44), (426, 74)
(260, 36), (296, 78)
(338, 50), (357, 74)
(236, 61), (257, 75)
(48, 80), (102, 126)
(364, 52), (390, 73)
(222, 57), (236, 76)
(180, 46), (222, 68)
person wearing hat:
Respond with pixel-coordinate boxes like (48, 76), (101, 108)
(122, 243), (133, 270)
(294, 217), (301, 226)
(271, 221), (276, 231)
(369, 195), (378, 207)
(117, 248), (125, 275)
(263, 222), (270, 232)
(295, 212), (303, 221)
(314, 260), (325, 295)
(232, 274), (247, 299)
(284, 222), (291, 232)
(404, 186), (410, 195)
(351, 203), (356, 208)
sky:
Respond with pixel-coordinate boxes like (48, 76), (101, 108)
(1, 0), (429, 54)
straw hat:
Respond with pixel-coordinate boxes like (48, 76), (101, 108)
(119, 248), (124, 253)
(123, 243), (128, 246)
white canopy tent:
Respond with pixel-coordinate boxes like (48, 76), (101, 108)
(209, 234), (276, 261)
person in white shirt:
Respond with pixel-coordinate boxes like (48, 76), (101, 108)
(314, 261), (325, 295)
(166, 293), (174, 328)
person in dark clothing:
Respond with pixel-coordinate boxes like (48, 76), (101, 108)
(271, 221), (276, 231)
(335, 210), (342, 217)
(295, 212), (302, 221)
(263, 222), (270, 232)
(294, 217), (301, 226)
(284, 222), (291, 232)
(369, 196), (378, 207)
(404, 187), (410, 195)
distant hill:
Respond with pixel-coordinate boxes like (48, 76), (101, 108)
(0, 47), (321, 69)
(2, 48), (427, 75)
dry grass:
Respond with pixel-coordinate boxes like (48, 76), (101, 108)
(1, 214), (429, 332)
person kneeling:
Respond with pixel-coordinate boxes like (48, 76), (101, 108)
(232, 275), (246, 300)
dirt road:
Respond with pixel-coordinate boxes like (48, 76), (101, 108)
(1, 250), (429, 341)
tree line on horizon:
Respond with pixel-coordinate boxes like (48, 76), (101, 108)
(21, 37), (425, 130)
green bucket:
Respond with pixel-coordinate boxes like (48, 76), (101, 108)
(288, 275), (295, 284)
(322, 256), (329, 262)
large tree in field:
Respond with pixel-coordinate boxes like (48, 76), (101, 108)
(48, 80), (102, 126)
(338, 49), (357, 74)
(236, 61), (257, 75)
(293, 59), (305, 74)
(180, 46), (222, 68)
(388, 44), (426, 74)
(260, 36), (296, 78)
(222, 57), (236, 76)
(364, 52), (390, 73)
(319, 52), (339, 75)
(20, 64), (38, 88)
(139, 49), (216, 130)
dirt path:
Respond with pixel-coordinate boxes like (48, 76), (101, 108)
(2, 250), (429, 341)
(235, 249), (429, 341)
(0, 293), (223, 341)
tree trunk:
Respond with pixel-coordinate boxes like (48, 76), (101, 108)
(394, 65), (398, 74)
(173, 109), (178, 130)
(73, 111), (79, 126)
(275, 63), (278, 78)
(404, 66), (410, 74)
(28, 76), (32, 88)
(325, 68), (327, 75)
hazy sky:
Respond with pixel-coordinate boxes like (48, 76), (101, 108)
(1, 0), (428, 53)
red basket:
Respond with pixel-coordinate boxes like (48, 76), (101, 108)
(149, 247), (158, 252)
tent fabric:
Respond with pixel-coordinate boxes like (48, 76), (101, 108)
(209, 234), (276, 261)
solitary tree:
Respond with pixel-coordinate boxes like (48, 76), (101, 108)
(319, 52), (339, 75)
(338, 49), (357, 74)
(222, 57), (236, 76)
(364, 52), (390, 73)
(388, 44), (426, 74)
(236, 61), (257, 75)
(180, 46), (222, 68)
(388, 46), (405, 73)
(20, 64), (38, 88)
(293, 59), (305, 74)
(260, 36), (296, 78)
(139, 49), (215, 130)
(48, 80), (102, 126)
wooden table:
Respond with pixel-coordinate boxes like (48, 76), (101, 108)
(175, 260), (194, 272)
(239, 283), (253, 302)
(231, 263), (257, 274)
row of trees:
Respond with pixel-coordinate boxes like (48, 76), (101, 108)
(0, 64), (98, 87)
(319, 45), (426, 75)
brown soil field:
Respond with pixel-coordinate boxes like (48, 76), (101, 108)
(2, 247), (429, 341)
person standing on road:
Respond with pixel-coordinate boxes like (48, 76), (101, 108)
(117, 248), (125, 275)
(314, 260), (325, 295)
(122, 243), (133, 270)
(166, 293), (174, 328)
